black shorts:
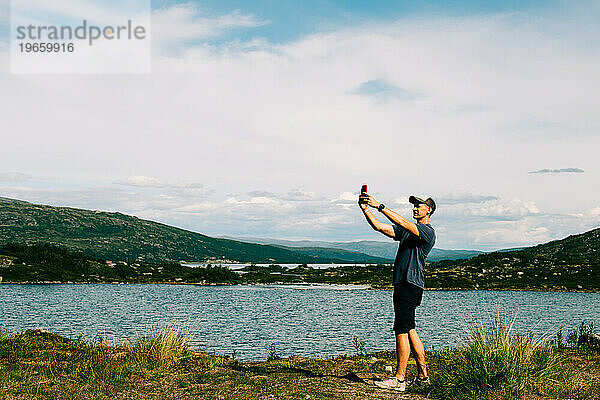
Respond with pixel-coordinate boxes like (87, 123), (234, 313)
(393, 282), (423, 334)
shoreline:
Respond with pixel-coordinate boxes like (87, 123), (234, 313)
(1, 280), (599, 293)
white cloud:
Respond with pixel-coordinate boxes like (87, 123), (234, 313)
(1, 3), (599, 248)
(586, 207), (600, 225)
(174, 201), (218, 214)
(468, 222), (551, 248)
(246, 190), (276, 198)
(316, 214), (353, 225)
(280, 187), (320, 201)
(467, 198), (540, 219)
(529, 168), (585, 174)
(2, 183), (598, 250)
(0, 172), (31, 182)
(225, 196), (277, 205)
(248, 196), (276, 205)
(113, 176), (206, 197)
(3, 6), (598, 193)
(437, 193), (499, 205)
(115, 175), (165, 188)
(152, 3), (267, 46)
(0, 186), (180, 213)
(589, 207), (600, 216)
(11, 0), (137, 24)
(332, 191), (357, 203)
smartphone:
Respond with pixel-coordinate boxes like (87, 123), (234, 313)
(359, 184), (368, 204)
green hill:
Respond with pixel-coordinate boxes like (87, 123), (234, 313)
(1, 226), (598, 290)
(427, 227), (600, 291)
(0, 197), (386, 264)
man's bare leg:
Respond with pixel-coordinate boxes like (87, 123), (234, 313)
(395, 333), (410, 380)
(408, 329), (428, 378)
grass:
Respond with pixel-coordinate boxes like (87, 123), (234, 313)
(129, 324), (192, 370)
(422, 319), (571, 399)
(0, 323), (598, 399)
(0, 329), (131, 399)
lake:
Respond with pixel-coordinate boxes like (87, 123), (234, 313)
(1, 284), (598, 361)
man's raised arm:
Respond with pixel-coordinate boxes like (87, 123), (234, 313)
(358, 197), (395, 239)
(363, 195), (419, 237)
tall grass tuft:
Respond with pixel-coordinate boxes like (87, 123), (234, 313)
(129, 324), (192, 370)
(430, 318), (569, 399)
(0, 325), (8, 340)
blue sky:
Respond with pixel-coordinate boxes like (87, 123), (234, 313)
(152, 0), (553, 44)
(0, 1), (584, 43)
(0, 0), (599, 250)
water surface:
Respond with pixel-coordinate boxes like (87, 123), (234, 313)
(1, 284), (597, 361)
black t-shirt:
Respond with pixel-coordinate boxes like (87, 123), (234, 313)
(393, 223), (436, 288)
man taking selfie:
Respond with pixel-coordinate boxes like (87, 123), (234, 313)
(358, 190), (436, 392)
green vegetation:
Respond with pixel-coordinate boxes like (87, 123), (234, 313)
(2, 241), (600, 291)
(129, 324), (192, 369)
(427, 320), (568, 399)
(0, 242), (392, 285)
(0, 326), (195, 399)
(0, 243), (239, 284)
(553, 321), (599, 350)
(0, 197), (389, 264)
(238, 263), (393, 287)
(0, 323), (597, 399)
(1, 196), (599, 290)
(426, 228), (600, 291)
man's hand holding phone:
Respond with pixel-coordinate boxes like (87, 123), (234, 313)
(358, 184), (382, 210)
(358, 184), (369, 209)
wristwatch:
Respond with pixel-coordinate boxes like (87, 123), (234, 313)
(378, 203), (386, 212)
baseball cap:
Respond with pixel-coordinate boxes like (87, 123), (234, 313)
(409, 196), (436, 215)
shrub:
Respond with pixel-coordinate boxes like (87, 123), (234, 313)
(429, 319), (568, 399)
(129, 324), (192, 369)
(266, 342), (280, 361)
(352, 336), (366, 356)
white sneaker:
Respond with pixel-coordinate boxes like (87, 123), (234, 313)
(373, 377), (406, 391)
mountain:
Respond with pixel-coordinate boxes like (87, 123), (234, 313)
(272, 246), (393, 263)
(222, 236), (484, 262)
(427, 227), (600, 291)
(0, 197), (386, 264)
(1, 199), (597, 291)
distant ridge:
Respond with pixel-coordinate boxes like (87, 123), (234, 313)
(222, 236), (484, 262)
(0, 197), (389, 264)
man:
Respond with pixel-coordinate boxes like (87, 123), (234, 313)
(358, 191), (436, 392)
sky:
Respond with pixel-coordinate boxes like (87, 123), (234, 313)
(0, 0), (599, 251)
